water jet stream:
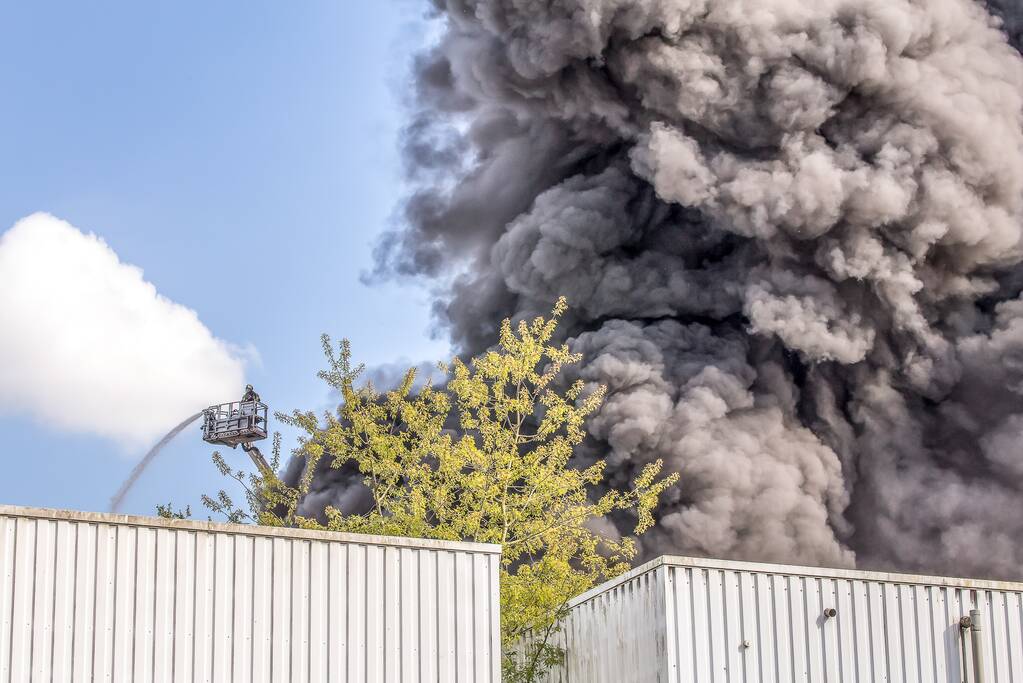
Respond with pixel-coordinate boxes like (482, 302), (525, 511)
(109, 412), (202, 513)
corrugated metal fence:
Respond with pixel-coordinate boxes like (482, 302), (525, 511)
(0, 505), (501, 683)
(537, 555), (1023, 683)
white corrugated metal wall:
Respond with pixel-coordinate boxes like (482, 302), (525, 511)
(535, 566), (667, 682)
(537, 556), (1023, 683)
(0, 506), (501, 683)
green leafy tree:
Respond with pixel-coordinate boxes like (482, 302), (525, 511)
(184, 299), (678, 681)
(198, 433), (296, 525)
(155, 503), (192, 520)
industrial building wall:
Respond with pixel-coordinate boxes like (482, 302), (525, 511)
(537, 556), (1023, 683)
(534, 565), (668, 682)
(0, 505), (501, 683)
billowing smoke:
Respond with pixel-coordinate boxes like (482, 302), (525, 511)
(313, 0), (1023, 579)
(987, 0), (1023, 47)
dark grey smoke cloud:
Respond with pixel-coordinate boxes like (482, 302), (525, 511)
(987, 0), (1023, 47)
(303, 0), (1023, 579)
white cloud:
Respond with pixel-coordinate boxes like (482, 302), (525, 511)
(0, 213), (250, 448)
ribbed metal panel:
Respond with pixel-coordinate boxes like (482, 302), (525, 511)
(537, 567), (667, 682)
(537, 556), (1023, 683)
(0, 506), (501, 683)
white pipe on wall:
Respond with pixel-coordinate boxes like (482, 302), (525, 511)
(970, 608), (986, 683)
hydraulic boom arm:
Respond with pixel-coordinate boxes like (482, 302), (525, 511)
(241, 442), (272, 477)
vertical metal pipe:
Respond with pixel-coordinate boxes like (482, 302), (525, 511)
(959, 619), (971, 683)
(970, 609), (986, 683)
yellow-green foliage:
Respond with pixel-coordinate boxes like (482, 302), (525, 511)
(205, 299), (678, 680)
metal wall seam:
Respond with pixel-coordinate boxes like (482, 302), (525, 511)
(0, 506), (500, 683)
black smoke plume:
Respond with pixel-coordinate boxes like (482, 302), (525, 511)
(304, 0), (1023, 579)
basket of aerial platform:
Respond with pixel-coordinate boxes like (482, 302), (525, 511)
(202, 384), (272, 472)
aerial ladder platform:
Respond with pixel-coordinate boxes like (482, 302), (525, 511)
(201, 385), (272, 475)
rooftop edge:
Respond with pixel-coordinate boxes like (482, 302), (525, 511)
(0, 504), (503, 555)
(567, 553), (1023, 610)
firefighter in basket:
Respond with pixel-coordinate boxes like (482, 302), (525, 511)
(242, 384), (261, 404)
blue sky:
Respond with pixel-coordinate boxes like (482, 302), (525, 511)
(0, 1), (449, 517)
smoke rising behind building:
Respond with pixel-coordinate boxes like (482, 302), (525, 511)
(303, 0), (1023, 579)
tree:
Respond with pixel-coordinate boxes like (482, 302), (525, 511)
(191, 299), (678, 681)
(154, 502), (192, 520)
